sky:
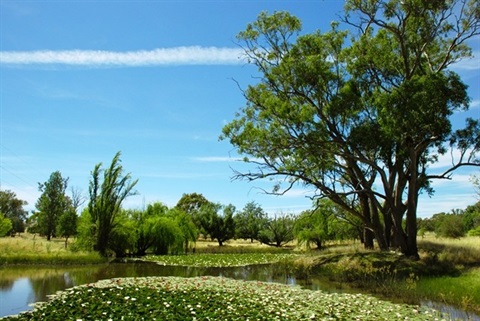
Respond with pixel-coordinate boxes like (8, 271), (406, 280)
(0, 1), (478, 218)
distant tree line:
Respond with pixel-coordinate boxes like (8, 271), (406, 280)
(418, 202), (480, 238)
(1, 152), (478, 257)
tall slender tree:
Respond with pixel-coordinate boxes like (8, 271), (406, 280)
(88, 152), (138, 256)
(35, 171), (70, 241)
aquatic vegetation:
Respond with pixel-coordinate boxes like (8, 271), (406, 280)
(145, 253), (296, 267)
(1, 276), (446, 321)
(414, 267), (480, 315)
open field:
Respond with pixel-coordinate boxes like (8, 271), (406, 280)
(0, 233), (105, 265)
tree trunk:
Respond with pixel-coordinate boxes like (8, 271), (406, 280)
(371, 207), (388, 251)
(383, 209), (393, 248)
(391, 206), (409, 253)
(360, 194), (374, 250)
(363, 226), (374, 249)
(405, 149), (419, 259)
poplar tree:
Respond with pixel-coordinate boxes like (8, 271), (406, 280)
(36, 171), (70, 240)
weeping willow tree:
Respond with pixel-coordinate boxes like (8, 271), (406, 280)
(88, 152), (138, 256)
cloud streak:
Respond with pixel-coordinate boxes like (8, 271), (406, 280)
(0, 46), (244, 67)
(450, 50), (480, 70)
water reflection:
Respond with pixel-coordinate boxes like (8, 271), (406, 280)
(0, 261), (478, 320)
(0, 262), (304, 317)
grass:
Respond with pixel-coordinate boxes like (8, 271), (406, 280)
(1, 276), (447, 321)
(418, 235), (480, 266)
(414, 267), (480, 315)
(0, 234), (106, 265)
(288, 235), (480, 315)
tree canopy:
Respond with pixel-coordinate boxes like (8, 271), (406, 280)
(221, 0), (480, 258)
(0, 189), (28, 236)
(35, 171), (71, 241)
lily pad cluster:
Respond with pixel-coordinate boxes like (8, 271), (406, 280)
(2, 276), (446, 321)
(145, 253), (296, 267)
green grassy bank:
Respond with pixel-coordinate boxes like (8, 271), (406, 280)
(288, 236), (480, 315)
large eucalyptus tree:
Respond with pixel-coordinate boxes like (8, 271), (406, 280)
(221, 0), (479, 258)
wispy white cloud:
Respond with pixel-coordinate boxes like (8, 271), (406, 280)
(418, 192), (477, 217)
(192, 156), (243, 162)
(470, 99), (480, 109)
(450, 51), (480, 71)
(0, 47), (244, 67)
(427, 148), (477, 170)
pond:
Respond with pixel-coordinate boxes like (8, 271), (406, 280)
(0, 261), (478, 320)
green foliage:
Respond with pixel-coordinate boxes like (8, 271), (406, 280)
(258, 213), (295, 247)
(175, 192), (209, 232)
(150, 216), (184, 255)
(56, 209), (78, 248)
(294, 200), (355, 249)
(167, 207), (198, 253)
(124, 203), (198, 256)
(468, 226), (480, 236)
(221, 1), (480, 258)
(234, 201), (268, 242)
(71, 208), (96, 252)
(175, 192), (209, 214)
(463, 202), (480, 232)
(87, 151), (138, 256)
(0, 189), (28, 235)
(35, 171), (71, 241)
(0, 213), (13, 237)
(419, 202), (480, 237)
(108, 211), (137, 257)
(197, 202), (236, 246)
(127, 207), (157, 256)
(435, 214), (465, 238)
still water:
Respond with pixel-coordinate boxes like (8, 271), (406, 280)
(0, 261), (478, 320)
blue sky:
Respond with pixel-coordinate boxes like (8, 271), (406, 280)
(0, 1), (478, 218)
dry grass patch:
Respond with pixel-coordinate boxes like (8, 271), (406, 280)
(418, 236), (480, 266)
(0, 233), (105, 265)
(0, 233), (66, 254)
